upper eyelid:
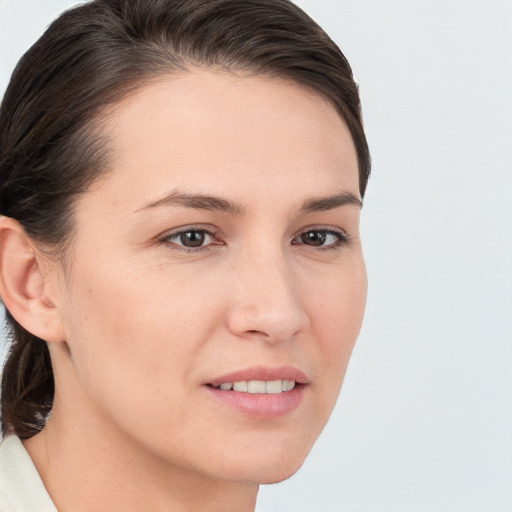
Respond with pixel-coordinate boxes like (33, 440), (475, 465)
(159, 226), (350, 250)
(161, 225), (348, 237)
(292, 228), (350, 246)
(292, 225), (349, 239)
(158, 227), (219, 252)
(160, 224), (218, 238)
(165, 230), (215, 241)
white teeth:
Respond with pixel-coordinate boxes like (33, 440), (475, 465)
(265, 380), (283, 394)
(248, 380), (266, 393)
(283, 379), (296, 391)
(215, 379), (297, 393)
(233, 381), (248, 392)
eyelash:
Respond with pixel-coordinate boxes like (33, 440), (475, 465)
(291, 228), (350, 251)
(160, 227), (220, 253)
(159, 226), (351, 253)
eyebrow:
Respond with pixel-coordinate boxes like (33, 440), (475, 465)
(135, 189), (362, 215)
(136, 191), (246, 215)
(300, 191), (362, 212)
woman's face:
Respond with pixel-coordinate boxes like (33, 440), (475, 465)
(50, 69), (366, 484)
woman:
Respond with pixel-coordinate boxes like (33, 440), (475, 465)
(0, 0), (370, 510)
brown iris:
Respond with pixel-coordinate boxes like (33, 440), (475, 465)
(300, 230), (326, 246)
(180, 230), (206, 247)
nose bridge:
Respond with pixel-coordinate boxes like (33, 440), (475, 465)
(227, 244), (309, 342)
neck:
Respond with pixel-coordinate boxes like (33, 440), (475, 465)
(23, 392), (259, 512)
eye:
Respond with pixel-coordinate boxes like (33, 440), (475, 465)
(161, 228), (218, 250)
(292, 228), (349, 249)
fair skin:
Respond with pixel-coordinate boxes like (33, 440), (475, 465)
(0, 69), (366, 512)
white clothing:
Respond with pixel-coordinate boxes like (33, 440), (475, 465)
(0, 435), (57, 512)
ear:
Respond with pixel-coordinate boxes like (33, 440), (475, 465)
(0, 216), (65, 343)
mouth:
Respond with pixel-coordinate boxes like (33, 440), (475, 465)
(209, 379), (297, 394)
(204, 367), (308, 418)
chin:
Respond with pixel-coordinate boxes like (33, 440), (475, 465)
(217, 439), (313, 485)
(225, 460), (305, 486)
(253, 465), (303, 485)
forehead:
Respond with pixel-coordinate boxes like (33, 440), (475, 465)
(88, 69), (359, 210)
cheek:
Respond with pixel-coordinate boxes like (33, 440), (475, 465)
(66, 254), (216, 342)
(307, 259), (367, 411)
(60, 258), (222, 415)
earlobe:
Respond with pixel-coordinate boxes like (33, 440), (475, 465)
(0, 216), (65, 343)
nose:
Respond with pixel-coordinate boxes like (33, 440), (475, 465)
(226, 251), (310, 343)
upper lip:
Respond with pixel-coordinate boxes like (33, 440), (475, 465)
(206, 366), (309, 388)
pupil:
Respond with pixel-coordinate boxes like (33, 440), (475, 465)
(181, 231), (205, 247)
(302, 230), (325, 246)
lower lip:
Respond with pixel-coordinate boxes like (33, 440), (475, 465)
(204, 384), (306, 419)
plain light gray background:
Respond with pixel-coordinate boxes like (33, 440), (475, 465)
(1, 1), (511, 511)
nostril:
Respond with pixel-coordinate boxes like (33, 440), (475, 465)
(245, 329), (272, 338)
